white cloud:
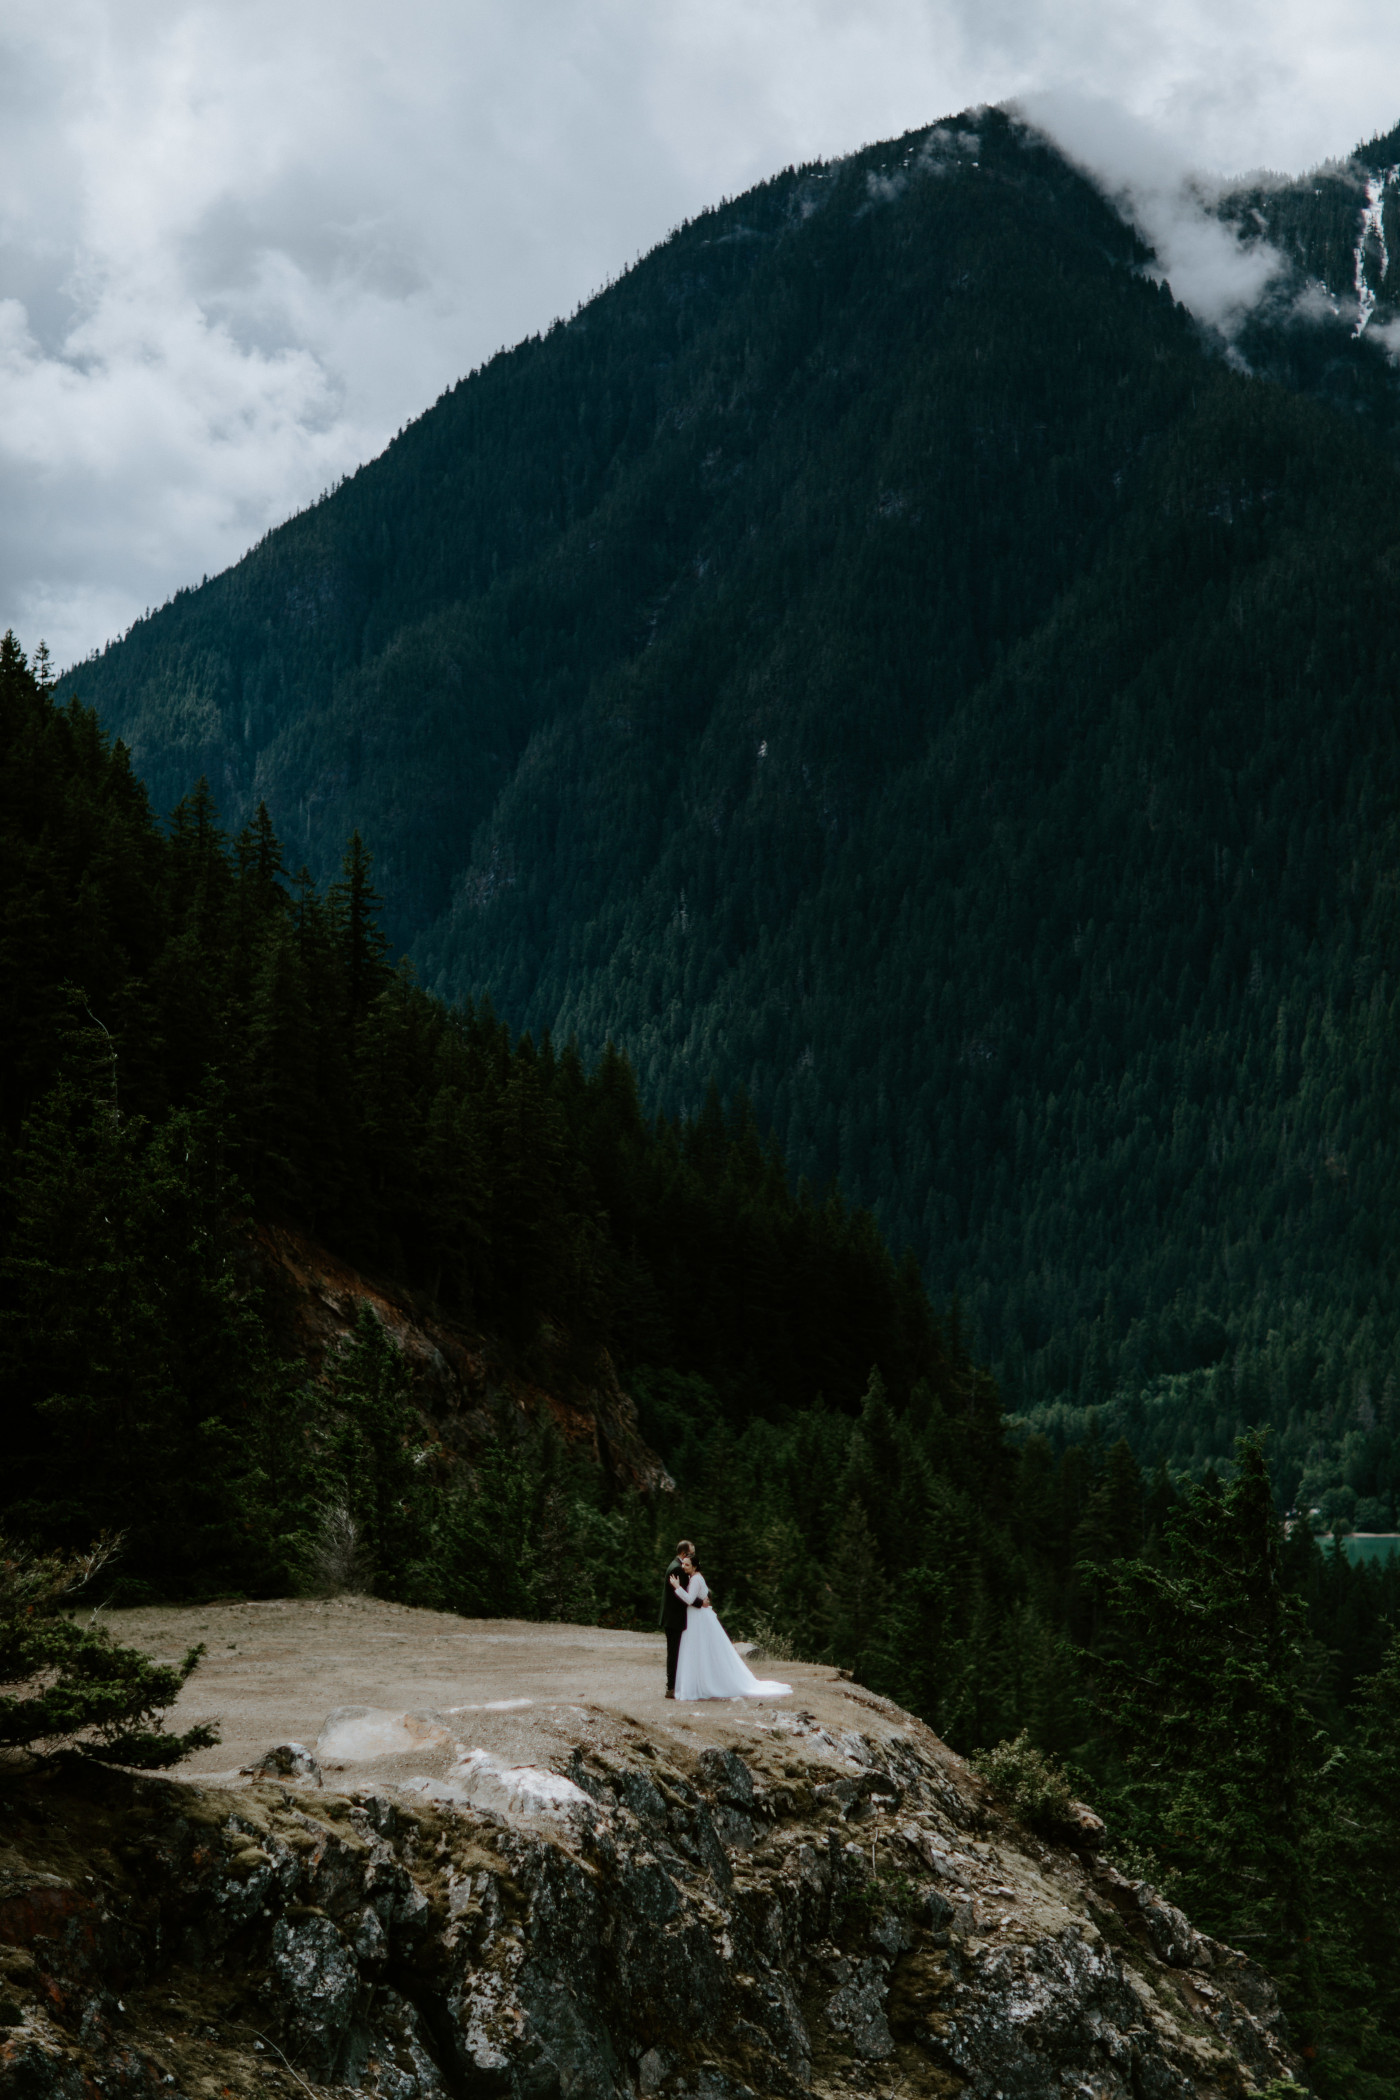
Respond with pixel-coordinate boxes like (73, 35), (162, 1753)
(4, 0), (1400, 665)
(1017, 89), (1289, 336)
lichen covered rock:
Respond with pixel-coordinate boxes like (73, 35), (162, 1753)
(0, 1709), (1297, 2099)
(247, 1741), (324, 1788)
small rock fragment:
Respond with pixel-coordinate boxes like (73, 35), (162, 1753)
(638, 2045), (670, 2092)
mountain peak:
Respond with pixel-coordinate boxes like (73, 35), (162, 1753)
(54, 107), (1400, 1495)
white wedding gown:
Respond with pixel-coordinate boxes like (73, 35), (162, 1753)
(673, 1574), (791, 1700)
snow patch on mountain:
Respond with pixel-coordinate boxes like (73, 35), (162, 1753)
(1353, 168), (1397, 334)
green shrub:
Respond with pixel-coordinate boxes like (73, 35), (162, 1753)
(743, 1612), (801, 1663)
(1103, 1834), (1176, 1891)
(0, 1534), (216, 1766)
(970, 1730), (1075, 1833)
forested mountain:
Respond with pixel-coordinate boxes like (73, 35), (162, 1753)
(54, 106), (1400, 1509)
(0, 635), (946, 1588)
(12, 637), (1400, 2089)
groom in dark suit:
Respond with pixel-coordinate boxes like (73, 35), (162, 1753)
(661, 1538), (696, 1699)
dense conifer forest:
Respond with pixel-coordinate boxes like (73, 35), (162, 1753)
(0, 635), (942, 1589)
(55, 109), (1400, 1511)
(7, 636), (1400, 2088)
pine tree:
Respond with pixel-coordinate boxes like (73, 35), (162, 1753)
(330, 831), (391, 1029)
(839, 1366), (901, 1561)
(0, 1055), (281, 1592)
(0, 1533), (216, 1766)
(1085, 1436), (1322, 2031)
(323, 1307), (442, 1604)
(822, 1497), (891, 1683)
(1312, 1634), (1400, 2094)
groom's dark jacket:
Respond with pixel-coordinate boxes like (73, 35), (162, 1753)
(660, 1559), (688, 1632)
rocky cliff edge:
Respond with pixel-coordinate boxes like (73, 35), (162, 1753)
(0, 1627), (1297, 2100)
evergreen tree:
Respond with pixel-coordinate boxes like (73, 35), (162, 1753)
(1, 1057), (282, 1592)
(822, 1498), (891, 1682)
(329, 831), (391, 1028)
(1313, 1635), (1400, 2094)
(0, 1533), (216, 1767)
(322, 1306), (443, 1605)
(1085, 1438), (1321, 2027)
(839, 1367), (901, 1562)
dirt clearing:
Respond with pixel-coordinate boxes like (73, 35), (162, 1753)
(99, 1595), (896, 1796)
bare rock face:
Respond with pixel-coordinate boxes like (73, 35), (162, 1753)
(0, 1716), (1298, 2099)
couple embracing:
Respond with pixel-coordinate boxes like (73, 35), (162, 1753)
(660, 1539), (791, 1702)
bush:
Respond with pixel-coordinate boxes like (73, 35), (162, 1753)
(743, 1612), (801, 1662)
(1103, 1833), (1176, 1890)
(970, 1730), (1075, 1833)
(0, 1534), (217, 1767)
(302, 1500), (374, 1596)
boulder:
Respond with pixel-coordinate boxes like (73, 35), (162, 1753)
(1056, 1798), (1108, 1849)
(315, 1706), (452, 1763)
(246, 1741), (323, 1787)
(405, 1748), (592, 1820)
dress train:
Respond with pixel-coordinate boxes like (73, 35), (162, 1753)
(673, 1574), (791, 1700)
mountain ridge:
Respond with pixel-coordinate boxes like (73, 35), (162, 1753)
(53, 104), (1400, 1508)
(54, 108), (1162, 936)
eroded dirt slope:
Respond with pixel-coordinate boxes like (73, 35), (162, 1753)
(251, 1227), (670, 1495)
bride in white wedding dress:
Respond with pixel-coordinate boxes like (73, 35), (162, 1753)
(672, 1561), (791, 1701)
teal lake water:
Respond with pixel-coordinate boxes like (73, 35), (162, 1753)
(1341, 1533), (1400, 1567)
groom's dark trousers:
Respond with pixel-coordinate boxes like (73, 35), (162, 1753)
(660, 1558), (688, 1692)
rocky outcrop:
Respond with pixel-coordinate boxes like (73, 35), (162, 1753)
(0, 1707), (1296, 2098)
(250, 1222), (672, 1495)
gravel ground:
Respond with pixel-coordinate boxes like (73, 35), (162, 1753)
(99, 1594), (884, 1791)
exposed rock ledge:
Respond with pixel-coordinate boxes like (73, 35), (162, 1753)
(0, 1690), (1296, 2099)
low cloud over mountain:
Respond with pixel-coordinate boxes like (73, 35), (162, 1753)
(7, 0), (1400, 663)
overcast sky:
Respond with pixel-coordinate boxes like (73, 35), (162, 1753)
(5, 0), (1400, 667)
